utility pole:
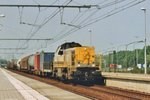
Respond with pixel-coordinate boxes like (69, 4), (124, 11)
(133, 40), (144, 67)
(125, 43), (134, 71)
(141, 8), (147, 74)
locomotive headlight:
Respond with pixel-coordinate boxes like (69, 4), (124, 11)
(92, 64), (95, 67)
(78, 64), (80, 67)
(78, 62), (80, 67)
(92, 62), (95, 67)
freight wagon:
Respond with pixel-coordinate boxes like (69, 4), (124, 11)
(17, 59), (21, 70)
(20, 55), (30, 72)
(39, 51), (54, 76)
(7, 59), (18, 70)
(34, 52), (40, 75)
(28, 54), (34, 73)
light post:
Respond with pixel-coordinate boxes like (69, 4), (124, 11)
(133, 40), (144, 67)
(125, 42), (135, 70)
(111, 47), (116, 65)
(102, 49), (113, 71)
(102, 50), (109, 71)
(108, 43), (116, 65)
(125, 43), (133, 70)
(141, 7), (147, 74)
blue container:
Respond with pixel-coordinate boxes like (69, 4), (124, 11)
(44, 53), (54, 63)
(40, 51), (54, 72)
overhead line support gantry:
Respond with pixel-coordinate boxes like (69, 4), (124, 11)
(0, 4), (94, 8)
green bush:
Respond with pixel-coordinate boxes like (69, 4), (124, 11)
(147, 67), (150, 74)
(130, 67), (144, 73)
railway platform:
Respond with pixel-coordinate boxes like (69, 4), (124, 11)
(0, 68), (24, 100)
(102, 72), (150, 93)
(0, 68), (89, 100)
(102, 72), (150, 81)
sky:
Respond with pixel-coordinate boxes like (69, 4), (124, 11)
(0, 0), (149, 60)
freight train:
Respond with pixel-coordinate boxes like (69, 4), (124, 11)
(8, 42), (103, 84)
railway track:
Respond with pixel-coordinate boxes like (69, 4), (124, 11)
(90, 85), (150, 100)
(9, 69), (150, 100)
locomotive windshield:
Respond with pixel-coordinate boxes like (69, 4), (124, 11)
(57, 42), (82, 55)
(60, 42), (82, 50)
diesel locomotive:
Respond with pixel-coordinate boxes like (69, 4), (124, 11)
(53, 42), (102, 82)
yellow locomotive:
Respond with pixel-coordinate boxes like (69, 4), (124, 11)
(53, 42), (102, 83)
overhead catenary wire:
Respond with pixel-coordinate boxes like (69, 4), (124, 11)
(81, 0), (145, 27)
(14, 0), (145, 55)
(50, 0), (130, 42)
(32, 0), (40, 5)
(38, 0), (59, 12)
(0, 53), (24, 54)
(18, 0), (89, 50)
(45, 0), (145, 46)
(16, 8), (41, 51)
(0, 48), (26, 50)
(59, 0), (110, 30)
(18, 0), (101, 52)
(57, 0), (114, 33)
(54, 0), (127, 39)
(55, 4), (101, 38)
(27, 0), (72, 39)
(18, 0), (61, 48)
(28, 0), (73, 39)
(17, 0), (74, 53)
(76, 0), (127, 27)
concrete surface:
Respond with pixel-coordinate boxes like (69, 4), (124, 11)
(102, 72), (150, 93)
(4, 69), (90, 100)
(0, 68), (25, 100)
(102, 72), (150, 81)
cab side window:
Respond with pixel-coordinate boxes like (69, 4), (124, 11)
(58, 49), (63, 55)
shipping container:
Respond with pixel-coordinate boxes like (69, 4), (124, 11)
(28, 54), (34, 71)
(40, 51), (54, 73)
(34, 53), (40, 71)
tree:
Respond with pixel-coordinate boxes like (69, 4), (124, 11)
(101, 45), (150, 69)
